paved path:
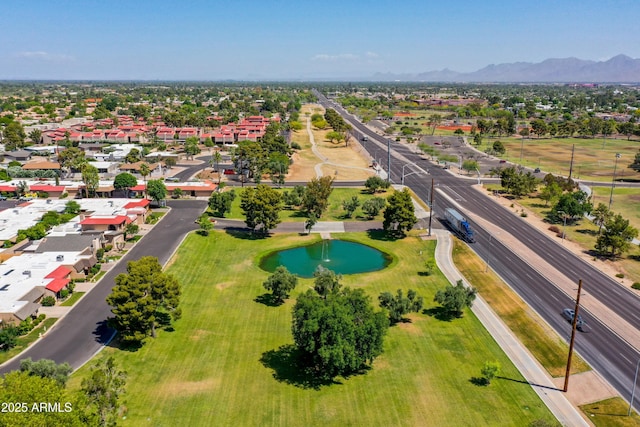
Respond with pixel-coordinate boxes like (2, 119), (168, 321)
(305, 115), (383, 179)
(433, 229), (590, 426)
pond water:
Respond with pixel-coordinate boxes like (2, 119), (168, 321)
(259, 240), (392, 278)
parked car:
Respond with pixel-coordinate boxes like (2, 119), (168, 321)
(562, 308), (584, 331)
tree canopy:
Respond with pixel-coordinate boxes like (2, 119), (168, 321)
(240, 184), (283, 234)
(434, 280), (477, 318)
(383, 188), (417, 237)
(302, 176), (334, 219)
(106, 256), (181, 345)
(292, 286), (388, 380)
(263, 266), (298, 304)
(595, 213), (639, 258)
(113, 172), (138, 196)
(146, 179), (168, 204)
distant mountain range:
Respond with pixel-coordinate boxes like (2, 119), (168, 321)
(370, 55), (640, 83)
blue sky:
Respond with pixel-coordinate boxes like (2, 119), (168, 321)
(1, 0), (638, 80)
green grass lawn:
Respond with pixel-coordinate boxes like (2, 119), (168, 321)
(0, 318), (57, 365)
(487, 136), (640, 182)
(69, 230), (555, 426)
(215, 187), (390, 222)
(60, 292), (85, 307)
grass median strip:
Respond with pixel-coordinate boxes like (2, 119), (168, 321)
(452, 239), (590, 377)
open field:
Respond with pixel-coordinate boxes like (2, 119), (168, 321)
(287, 104), (374, 182)
(492, 137), (640, 182)
(215, 187), (391, 222)
(452, 239), (590, 377)
(69, 231), (555, 426)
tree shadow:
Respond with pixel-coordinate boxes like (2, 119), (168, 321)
(254, 293), (283, 307)
(469, 377), (489, 386)
(288, 210), (308, 219)
(417, 271), (435, 277)
(225, 228), (269, 240)
(259, 344), (340, 390)
(366, 229), (400, 242)
(423, 306), (457, 322)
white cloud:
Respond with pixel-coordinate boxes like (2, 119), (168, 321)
(312, 53), (359, 61)
(15, 51), (75, 62)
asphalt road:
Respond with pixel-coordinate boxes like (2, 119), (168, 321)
(314, 90), (640, 410)
(0, 199), (207, 373)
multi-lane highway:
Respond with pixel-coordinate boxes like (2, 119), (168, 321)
(314, 90), (640, 411)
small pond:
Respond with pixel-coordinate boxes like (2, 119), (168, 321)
(259, 240), (392, 278)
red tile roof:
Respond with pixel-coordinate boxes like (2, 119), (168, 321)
(124, 199), (150, 209)
(29, 184), (66, 192)
(45, 265), (72, 279)
(46, 278), (70, 293)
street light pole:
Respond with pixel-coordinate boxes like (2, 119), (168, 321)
(629, 358), (640, 416)
(609, 153), (621, 210)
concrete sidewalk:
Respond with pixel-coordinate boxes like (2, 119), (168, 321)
(433, 229), (590, 427)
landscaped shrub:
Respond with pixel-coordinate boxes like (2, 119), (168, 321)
(41, 296), (56, 306)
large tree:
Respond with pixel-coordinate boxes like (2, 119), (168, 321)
(434, 280), (477, 318)
(364, 175), (390, 194)
(550, 190), (592, 224)
(81, 164), (99, 198)
(595, 213), (639, 258)
(146, 179), (167, 205)
(113, 172), (138, 198)
(0, 371), (87, 426)
(208, 190), (236, 217)
(263, 266), (298, 304)
(106, 256), (181, 344)
(292, 287), (388, 380)
(378, 289), (424, 324)
(302, 176), (334, 219)
(240, 184), (283, 234)
(383, 188), (417, 237)
(4, 122), (26, 150)
(629, 149), (640, 172)
(184, 136), (201, 160)
(19, 358), (72, 387)
(591, 203), (613, 235)
(81, 356), (127, 427)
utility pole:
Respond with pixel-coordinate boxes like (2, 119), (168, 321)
(387, 138), (391, 183)
(563, 279), (583, 392)
(568, 144), (575, 180)
(428, 178), (434, 236)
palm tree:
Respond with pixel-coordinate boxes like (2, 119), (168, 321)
(139, 163), (151, 196)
